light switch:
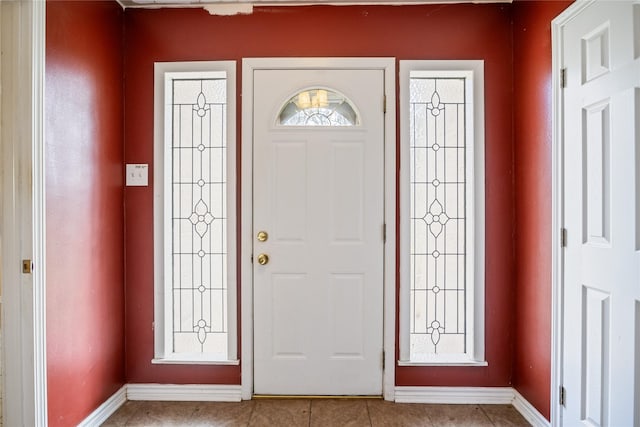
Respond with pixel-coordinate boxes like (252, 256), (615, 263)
(126, 164), (149, 186)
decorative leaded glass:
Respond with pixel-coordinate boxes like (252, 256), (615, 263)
(170, 76), (227, 356)
(409, 76), (467, 359)
(278, 88), (359, 126)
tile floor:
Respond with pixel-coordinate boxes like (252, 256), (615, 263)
(101, 399), (531, 426)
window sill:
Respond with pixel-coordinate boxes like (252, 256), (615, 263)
(152, 358), (240, 366)
(397, 360), (488, 367)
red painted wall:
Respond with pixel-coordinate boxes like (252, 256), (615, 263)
(512, 0), (571, 420)
(40, 0), (579, 419)
(124, 4), (514, 386)
(46, 2), (125, 425)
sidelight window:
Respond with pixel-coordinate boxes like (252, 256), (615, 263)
(399, 61), (485, 365)
(153, 62), (237, 364)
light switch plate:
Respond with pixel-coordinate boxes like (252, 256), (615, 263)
(126, 164), (149, 186)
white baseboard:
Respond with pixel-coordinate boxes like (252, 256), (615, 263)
(77, 385), (127, 427)
(77, 383), (242, 425)
(126, 383), (242, 402)
(512, 389), (551, 427)
(395, 386), (514, 404)
(79, 384), (547, 426)
(395, 386), (550, 427)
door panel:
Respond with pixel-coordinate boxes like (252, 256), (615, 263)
(328, 274), (364, 357)
(562, 2), (640, 425)
(330, 142), (365, 242)
(581, 286), (610, 426)
(273, 142), (307, 241)
(583, 100), (610, 246)
(253, 68), (385, 395)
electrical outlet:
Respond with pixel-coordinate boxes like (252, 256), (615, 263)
(126, 164), (149, 186)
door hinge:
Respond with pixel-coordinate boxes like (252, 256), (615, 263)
(382, 351), (385, 370)
(383, 94), (387, 114)
(560, 68), (567, 89)
(383, 223), (387, 243)
(561, 228), (568, 248)
(559, 385), (566, 406)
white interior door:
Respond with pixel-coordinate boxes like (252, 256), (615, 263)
(252, 68), (385, 395)
(561, 2), (640, 425)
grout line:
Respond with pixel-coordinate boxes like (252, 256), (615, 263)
(478, 404), (497, 427)
(422, 401), (436, 427)
(365, 398), (374, 426)
(246, 399), (257, 426)
(188, 401), (201, 421)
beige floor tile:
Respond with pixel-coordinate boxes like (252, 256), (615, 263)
(248, 399), (310, 427)
(102, 399), (533, 427)
(101, 401), (147, 426)
(310, 399), (371, 427)
(424, 404), (493, 427)
(123, 401), (200, 426)
(367, 400), (434, 427)
(188, 401), (255, 427)
(480, 404), (531, 426)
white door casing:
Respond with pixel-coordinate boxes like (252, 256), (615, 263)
(0, 1), (47, 425)
(557, 1), (640, 426)
(253, 68), (384, 395)
(241, 58), (396, 400)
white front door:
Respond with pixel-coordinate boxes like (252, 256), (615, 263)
(252, 68), (385, 395)
(561, 2), (640, 425)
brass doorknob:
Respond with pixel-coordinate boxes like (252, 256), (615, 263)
(257, 231), (268, 242)
(257, 253), (269, 265)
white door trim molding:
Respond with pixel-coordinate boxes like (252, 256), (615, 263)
(241, 57), (396, 400)
(0, 0), (47, 425)
(551, 2), (596, 426)
(32, 2), (48, 423)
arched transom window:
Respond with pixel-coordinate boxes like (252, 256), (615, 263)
(278, 88), (360, 127)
